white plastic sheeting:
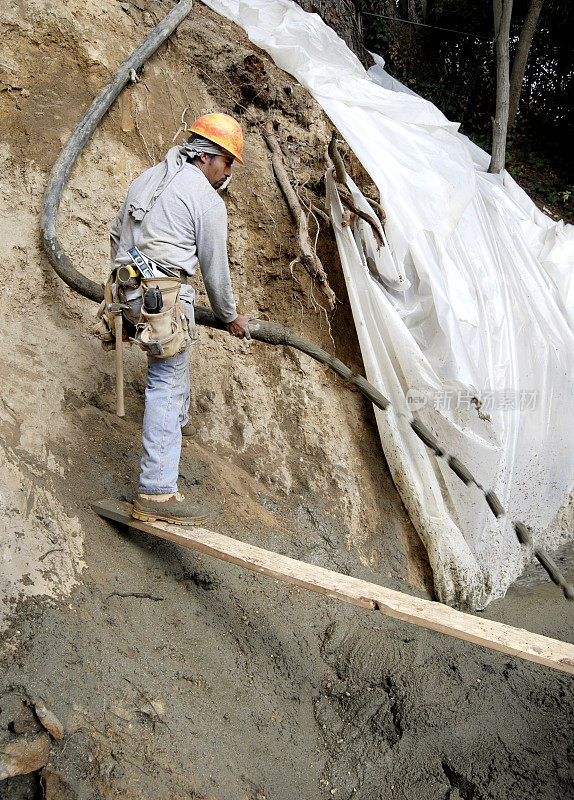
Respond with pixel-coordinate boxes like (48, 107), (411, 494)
(203, 0), (574, 608)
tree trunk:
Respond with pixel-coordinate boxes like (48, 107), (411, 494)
(405, 0), (426, 25)
(488, 0), (514, 174)
(293, 0), (371, 66)
(508, 0), (544, 129)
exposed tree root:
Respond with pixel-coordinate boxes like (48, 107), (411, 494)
(263, 121), (337, 311)
(328, 129), (348, 183)
(328, 130), (386, 247)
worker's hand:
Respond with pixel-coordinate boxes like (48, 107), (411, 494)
(226, 314), (252, 340)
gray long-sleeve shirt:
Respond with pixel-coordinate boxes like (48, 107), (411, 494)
(110, 162), (237, 323)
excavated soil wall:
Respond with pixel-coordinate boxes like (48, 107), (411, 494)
(1, 1), (572, 798)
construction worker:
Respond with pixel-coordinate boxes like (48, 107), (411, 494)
(109, 113), (251, 525)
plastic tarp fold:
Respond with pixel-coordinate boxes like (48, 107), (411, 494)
(203, 0), (574, 609)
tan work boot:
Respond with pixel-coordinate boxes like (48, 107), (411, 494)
(132, 492), (209, 525)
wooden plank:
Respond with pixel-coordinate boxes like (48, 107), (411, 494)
(93, 499), (574, 676)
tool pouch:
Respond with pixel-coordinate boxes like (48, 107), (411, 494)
(132, 276), (192, 358)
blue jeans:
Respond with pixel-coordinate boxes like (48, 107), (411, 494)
(139, 349), (190, 494)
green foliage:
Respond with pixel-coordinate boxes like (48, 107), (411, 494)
(354, 0), (573, 221)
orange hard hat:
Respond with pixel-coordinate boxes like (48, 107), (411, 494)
(188, 112), (244, 164)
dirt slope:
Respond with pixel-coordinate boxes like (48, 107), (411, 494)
(1, 1), (573, 798)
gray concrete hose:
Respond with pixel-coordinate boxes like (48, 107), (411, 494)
(40, 0), (194, 302)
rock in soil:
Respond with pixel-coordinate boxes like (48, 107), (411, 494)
(32, 700), (65, 741)
(0, 732), (51, 780)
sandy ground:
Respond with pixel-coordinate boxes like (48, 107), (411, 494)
(0, 1), (572, 798)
